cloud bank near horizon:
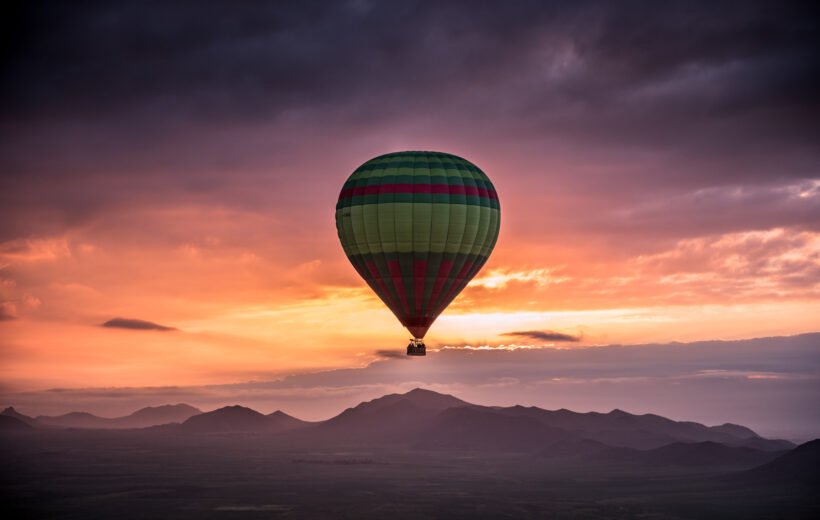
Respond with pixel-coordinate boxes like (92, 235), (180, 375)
(501, 330), (581, 343)
(3, 333), (818, 441)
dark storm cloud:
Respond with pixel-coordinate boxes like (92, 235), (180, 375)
(2, 1), (815, 150)
(502, 330), (581, 342)
(0, 0), (817, 240)
(101, 317), (177, 331)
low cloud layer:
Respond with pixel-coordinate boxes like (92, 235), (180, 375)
(373, 349), (410, 360)
(3, 333), (818, 441)
(502, 330), (581, 342)
(101, 318), (176, 332)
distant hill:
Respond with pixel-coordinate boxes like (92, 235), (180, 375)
(492, 405), (793, 451)
(36, 411), (100, 429)
(118, 404), (203, 428)
(309, 388), (469, 441)
(1, 407), (39, 427)
(283, 389), (793, 456)
(733, 436), (795, 451)
(421, 405), (569, 451)
(181, 406), (307, 433)
(33, 404), (202, 429)
(740, 439), (820, 486)
(0, 414), (34, 431)
(535, 438), (783, 471)
(380, 388), (470, 411)
(710, 423), (758, 439)
(332, 388), (470, 419)
(638, 441), (783, 468)
(267, 410), (307, 430)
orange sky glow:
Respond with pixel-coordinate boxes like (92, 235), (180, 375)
(1, 1), (818, 415)
(2, 197), (818, 391)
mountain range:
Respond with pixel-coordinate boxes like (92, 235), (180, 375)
(1, 389), (800, 458)
(177, 405), (308, 433)
(2, 403), (201, 429)
(0, 389), (820, 486)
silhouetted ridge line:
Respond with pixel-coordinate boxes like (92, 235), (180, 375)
(1, 389), (797, 455)
(180, 405), (307, 433)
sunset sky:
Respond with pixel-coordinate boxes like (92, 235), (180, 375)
(1, 2), (818, 435)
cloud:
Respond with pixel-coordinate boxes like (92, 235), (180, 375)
(0, 237), (71, 265)
(607, 181), (820, 240)
(0, 301), (17, 321)
(2, 333), (819, 440)
(1, 1), (817, 240)
(468, 269), (568, 290)
(100, 317), (177, 332)
(502, 330), (581, 342)
(373, 349), (409, 360)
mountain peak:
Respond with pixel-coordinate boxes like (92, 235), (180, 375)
(608, 408), (631, 416)
(181, 405), (305, 433)
(180, 405), (267, 432)
(124, 403), (202, 426)
(133, 403), (199, 411)
(1, 406), (38, 426)
(400, 388), (471, 409)
(405, 387), (437, 395)
(711, 422), (759, 440)
(213, 405), (261, 414)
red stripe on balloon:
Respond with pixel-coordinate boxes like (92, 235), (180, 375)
(364, 259), (397, 312)
(429, 259), (454, 309)
(340, 184), (498, 200)
(387, 259), (410, 315)
(413, 259), (427, 314)
(439, 258), (477, 311)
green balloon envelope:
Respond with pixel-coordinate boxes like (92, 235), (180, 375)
(335, 151), (500, 340)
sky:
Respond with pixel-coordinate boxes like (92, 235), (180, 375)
(1, 1), (818, 434)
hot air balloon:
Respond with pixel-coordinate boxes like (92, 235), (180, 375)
(335, 151), (500, 356)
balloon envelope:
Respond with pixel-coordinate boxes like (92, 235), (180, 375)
(335, 151), (500, 339)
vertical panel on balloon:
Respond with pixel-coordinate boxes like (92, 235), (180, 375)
(413, 160), (432, 320)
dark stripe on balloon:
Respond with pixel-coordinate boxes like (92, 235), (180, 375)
(337, 194), (499, 210)
(352, 160), (484, 175)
